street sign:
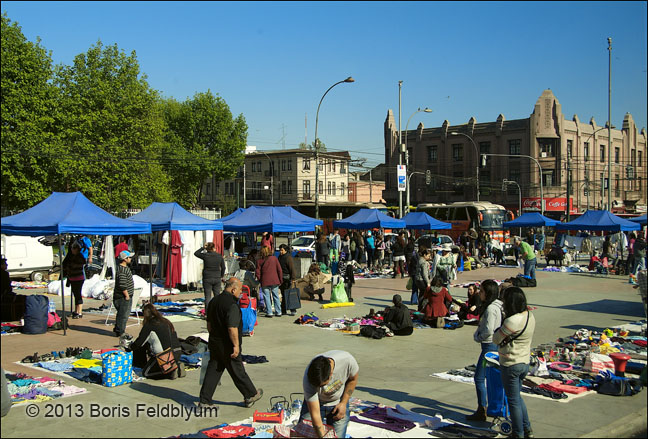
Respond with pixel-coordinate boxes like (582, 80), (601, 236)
(397, 165), (406, 192)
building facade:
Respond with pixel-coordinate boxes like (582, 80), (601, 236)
(199, 147), (351, 209)
(384, 90), (647, 216)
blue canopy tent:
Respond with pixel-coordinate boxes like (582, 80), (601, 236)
(402, 212), (452, 230)
(629, 214), (647, 225)
(502, 212), (561, 228)
(333, 209), (406, 230)
(220, 207), (246, 222)
(126, 202), (223, 295)
(222, 206), (316, 232)
(274, 206), (323, 228)
(556, 210), (640, 232)
(0, 192), (152, 335)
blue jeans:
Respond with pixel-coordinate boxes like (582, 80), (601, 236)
(299, 401), (350, 439)
(500, 363), (531, 437)
(262, 285), (281, 316)
(475, 342), (498, 407)
(524, 258), (536, 279)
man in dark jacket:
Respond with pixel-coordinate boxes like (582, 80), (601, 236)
(194, 242), (226, 309)
(383, 294), (413, 335)
(278, 244), (298, 316)
(199, 277), (263, 410)
(113, 250), (135, 338)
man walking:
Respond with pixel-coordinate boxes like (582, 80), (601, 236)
(113, 250), (135, 338)
(299, 350), (359, 438)
(514, 237), (537, 280)
(199, 277), (263, 410)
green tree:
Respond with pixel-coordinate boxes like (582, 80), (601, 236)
(298, 138), (326, 151)
(53, 40), (172, 210)
(1, 13), (58, 210)
(161, 90), (247, 208)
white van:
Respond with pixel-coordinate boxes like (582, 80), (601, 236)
(1, 235), (54, 281)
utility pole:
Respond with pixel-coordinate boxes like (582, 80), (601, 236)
(607, 37), (612, 211)
(398, 80), (403, 218)
(566, 151), (572, 221)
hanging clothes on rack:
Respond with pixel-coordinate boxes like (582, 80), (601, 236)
(164, 230), (183, 288)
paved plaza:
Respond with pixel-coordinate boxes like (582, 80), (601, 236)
(1, 265), (646, 438)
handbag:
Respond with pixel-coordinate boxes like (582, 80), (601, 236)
(285, 287), (302, 310)
(406, 277), (413, 290)
(155, 347), (178, 375)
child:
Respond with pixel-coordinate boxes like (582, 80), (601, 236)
(344, 262), (355, 302)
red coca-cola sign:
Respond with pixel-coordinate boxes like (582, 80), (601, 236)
(522, 197), (577, 213)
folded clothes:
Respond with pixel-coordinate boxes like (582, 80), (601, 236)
(241, 355), (268, 364)
(36, 361), (75, 372)
(65, 368), (102, 384)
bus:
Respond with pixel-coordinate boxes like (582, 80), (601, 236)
(416, 201), (511, 242)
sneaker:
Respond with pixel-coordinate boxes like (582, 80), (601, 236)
(244, 388), (263, 408)
(524, 429), (535, 438)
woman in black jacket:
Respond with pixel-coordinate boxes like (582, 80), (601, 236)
(383, 294), (413, 335)
(278, 244), (297, 316)
(194, 242), (226, 309)
(392, 234), (406, 279)
(128, 304), (185, 379)
(315, 233), (330, 268)
(62, 240), (87, 319)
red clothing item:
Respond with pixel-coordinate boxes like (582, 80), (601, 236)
(165, 230), (183, 288)
(203, 426), (255, 438)
(423, 287), (453, 319)
(114, 242), (129, 256)
(261, 234), (274, 250)
(256, 255), (283, 287)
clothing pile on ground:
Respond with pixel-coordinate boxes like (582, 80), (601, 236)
(433, 322), (647, 401)
(47, 274), (180, 301)
(5, 371), (87, 405)
(84, 298), (206, 323)
(177, 397), (499, 438)
(10, 281), (49, 289)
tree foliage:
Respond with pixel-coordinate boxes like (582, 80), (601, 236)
(161, 90), (247, 208)
(1, 13), (58, 210)
(298, 139), (326, 151)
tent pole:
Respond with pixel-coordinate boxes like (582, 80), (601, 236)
(58, 235), (67, 336)
(149, 234), (153, 300)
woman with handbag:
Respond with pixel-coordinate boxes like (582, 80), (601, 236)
(127, 303), (185, 379)
(278, 244), (298, 316)
(62, 240), (86, 320)
(466, 279), (503, 422)
(256, 246), (283, 317)
(493, 287), (536, 439)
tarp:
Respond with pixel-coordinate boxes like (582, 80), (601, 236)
(220, 207), (246, 222)
(402, 212), (452, 230)
(333, 209), (406, 230)
(0, 192), (151, 236)
(503, 212), (561, 228)
(274, 206), (323, 227)
(221, 205), (315, 232)
(556, 210), (641, 232)
(126, 202), (222, 231)
(629, 214), (647, 225)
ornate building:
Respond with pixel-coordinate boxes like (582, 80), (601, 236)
(384, 90), (647, 216)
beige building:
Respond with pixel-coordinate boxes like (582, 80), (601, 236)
(384, 90), (647, 216)
(200, 147), (351, 209)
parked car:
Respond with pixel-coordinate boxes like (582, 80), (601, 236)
(415, 234), (456, 251)
(291, 235), (316, 260)
(1, 234), (54, 282)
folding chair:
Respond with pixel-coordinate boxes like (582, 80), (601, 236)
(104, 287), (143, 327)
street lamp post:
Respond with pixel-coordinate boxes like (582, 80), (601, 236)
(404, 108), (433, 215)
(503, 179), (522, 237)
(607, 37), (612, 211)
(314, 77), (355, 219)
(451, 132), (480, 202)
(584, 124), (613, 210)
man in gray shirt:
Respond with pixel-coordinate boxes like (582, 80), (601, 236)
(299, 350), (359, 438)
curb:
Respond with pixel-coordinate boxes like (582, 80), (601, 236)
(580, 407), (647, 438)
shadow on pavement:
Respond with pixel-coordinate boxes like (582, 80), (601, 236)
(355, 386), (470, 420)
(542, 299), (645, 318)
(129, 381), (204, 406)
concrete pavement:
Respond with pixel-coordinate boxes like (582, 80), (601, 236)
(1, 265), (646, 438)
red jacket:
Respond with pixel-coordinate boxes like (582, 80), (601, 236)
(424, 287), (453, 319)
(256, 255), (283, 287)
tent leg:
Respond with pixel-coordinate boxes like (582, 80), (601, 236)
(58, 235), (67, 336)
(149, 234), (153, 300)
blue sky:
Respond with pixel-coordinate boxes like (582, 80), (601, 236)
(3, 1), (646, 168)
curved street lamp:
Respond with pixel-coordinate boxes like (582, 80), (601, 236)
(314, 77), (355, 220)
(404, 108), (433, 215)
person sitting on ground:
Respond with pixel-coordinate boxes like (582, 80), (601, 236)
(126, 303), (185, 379)
(303, 263), (325, 301)
(457, 283), (482, 321)
(422, 275), (453, 327)
(382, 294), (414, 336)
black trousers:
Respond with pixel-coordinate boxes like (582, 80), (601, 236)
(199, 341), (257, 404)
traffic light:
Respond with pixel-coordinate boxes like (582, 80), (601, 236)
(480, 154), (487, 168)
(626, 165), (634, 179)
(425, 169), (431, 185)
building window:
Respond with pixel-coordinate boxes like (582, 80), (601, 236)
(327, 181), (332, 195)
(318, 159), (323, 171)
(287, 159), (292, 171)
(215, 182), (220, 194)
(452, 144), (463, 162)
(479, 141), (491, 155)
(428, 146), (438, 162)
(340, 162), (346, 174)
(332, 182), (336, 196)
(540, 140), (554, 157)
(251, 162), (256, 172)
(584, 142), (589, 161)
(340, 182), (345, 196)
(281, 180), (287, 194)
(509, 139), (521, 156)
(303, 158), (311, 170)
(332, 161), (336, 172)
(542, 170), (555, 187)
(631, 149), (636, 167)
(616, 148), (621, 164)
(600, 145), (605, 163)
(638, 151), (643, 167)
(567, 140), (573, 158)
(453, 171), (463, 194)
(303, 180), (311, 197)
(318, 181), (323, 194)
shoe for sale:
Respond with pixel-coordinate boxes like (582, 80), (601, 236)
(244, 388), (263, 408)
